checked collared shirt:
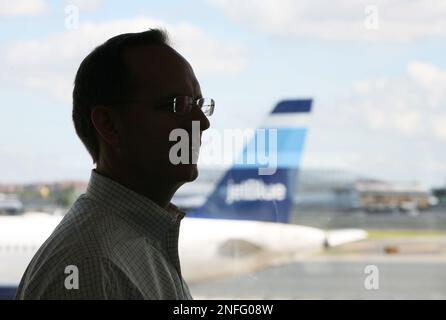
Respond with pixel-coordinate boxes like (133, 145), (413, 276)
(15, 170), (192, 300)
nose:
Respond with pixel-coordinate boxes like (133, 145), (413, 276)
(182, 105), (211, 135)
(194, 106), (210, 132)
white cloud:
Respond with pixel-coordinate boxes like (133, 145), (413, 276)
(343, 61), (446, 140)
(0, 0), (47, 16)
(0, 145), (91, 183)
(209, 0), (446, 42)
(432, 115), (446, 142)
(0, 16), (248, 102)
(301, 61), (446, 185)
(171, 22), (248, 74)
(407, 62), (446, 107)
(63, 0), (103, 12)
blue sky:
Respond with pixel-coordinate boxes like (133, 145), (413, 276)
(1, 0), (446, 187)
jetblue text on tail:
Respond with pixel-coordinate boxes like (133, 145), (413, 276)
(187, 99), (313, 223)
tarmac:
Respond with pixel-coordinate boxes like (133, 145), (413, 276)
(190, 234), (446, 299)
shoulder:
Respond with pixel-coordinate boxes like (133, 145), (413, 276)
(52, 195), (139, 256)
(15, 194), (173, 299)
(16, 254), (142, 299)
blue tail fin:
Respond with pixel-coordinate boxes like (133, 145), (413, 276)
(187, 99), (312, 223)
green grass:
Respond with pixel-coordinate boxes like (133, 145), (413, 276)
(366, 230), (446, 239)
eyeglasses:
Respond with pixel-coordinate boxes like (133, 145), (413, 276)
(169, 96), (215, 117)
(110, 96), (215, 117)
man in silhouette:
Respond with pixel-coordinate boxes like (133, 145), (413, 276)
(16, 29), (213, 299)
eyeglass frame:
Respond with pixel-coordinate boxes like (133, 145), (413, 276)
(108, 95), (215, 117)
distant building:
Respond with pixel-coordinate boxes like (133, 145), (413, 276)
(1, 169), (430, 214)
(0, 181), (88, 214)
(431, 187), (446, 209)
(0, 193), (24, 215)
(294, 169), (358, 210)
(294, 169), (430, 213)
(354, 179), (430, 212)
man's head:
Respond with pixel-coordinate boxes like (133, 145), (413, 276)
(73, 29), (210, 194)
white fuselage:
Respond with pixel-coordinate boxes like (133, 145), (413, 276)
(0, 212), (367, 290)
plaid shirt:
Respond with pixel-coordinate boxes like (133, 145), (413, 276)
(15, 170), (192, 300)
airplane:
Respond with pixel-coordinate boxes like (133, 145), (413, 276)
(0, 99), (367, 299)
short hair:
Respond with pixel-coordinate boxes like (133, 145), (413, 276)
(72, 28), (170, 163)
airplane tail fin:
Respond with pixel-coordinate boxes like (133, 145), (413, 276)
(187, 99), (312, 223)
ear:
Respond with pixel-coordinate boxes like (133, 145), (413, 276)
(91, 106), (121, 149)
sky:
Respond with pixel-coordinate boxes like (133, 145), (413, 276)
(1, 0), (446, 187)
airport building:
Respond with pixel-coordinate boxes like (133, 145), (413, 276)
(0, 193), (24, 215)
(0, 168), (433, 215)
(185, 168), (432, 213)
(294, 169), (431, 213)
(294, 169), (357, 211)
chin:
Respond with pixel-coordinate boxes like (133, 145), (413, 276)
(187, 164), (199, 181)
(176, 164), (198, 183)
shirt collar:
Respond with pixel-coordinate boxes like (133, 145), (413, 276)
(85, 170), (185, 239)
